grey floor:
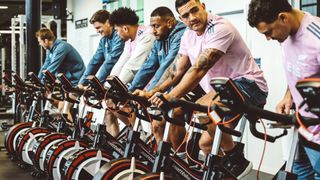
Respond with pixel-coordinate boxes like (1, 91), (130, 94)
(0, 126), (273, 180)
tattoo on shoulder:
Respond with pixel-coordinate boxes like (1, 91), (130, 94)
(190, 48), (223, 72)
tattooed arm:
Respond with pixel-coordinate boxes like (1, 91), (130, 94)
(168, 48), (224, 98)
(150, 53), (190, 95)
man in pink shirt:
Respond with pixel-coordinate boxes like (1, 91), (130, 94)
(152, 0), (268, 178)
(248, 0), (320, 179)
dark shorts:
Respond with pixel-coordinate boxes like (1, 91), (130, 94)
(184, 77), (267, 106)
(233, 77), (268, 107)
(184, 85), (206, 102)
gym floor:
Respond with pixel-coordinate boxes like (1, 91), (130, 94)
(0, 129), (273, 180)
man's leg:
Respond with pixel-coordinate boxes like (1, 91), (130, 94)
(293, 145), (315, 180)
(169, 124), (186, 150)
(304, 146), (320, 179)
(104, 110), (120, 137)
(58, 101), (73, 123)
(104, 100), (133, 137)
(149, 106), (186, 150)
(196, 91), (236, 153)
(114, 106), (135, 127)
(197, 90), (252, 179)
(151, 119), (166, 145)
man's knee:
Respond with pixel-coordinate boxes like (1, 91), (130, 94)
(152, 120), (165, 134)
(104, 111), (118, 125)
(199, 133), (212, 149)
(169, 124), (186, 134)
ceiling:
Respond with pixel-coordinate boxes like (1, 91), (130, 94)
(0, 0), (53, 30)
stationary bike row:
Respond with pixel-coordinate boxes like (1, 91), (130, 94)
(98, 76), (319, 180)
(3, 71), (122, 179)
(2, 70), (34, 127)
(209, 77), (320, 180)
(31, 72), (128, 180)
(3, 71), (78, 171)
(93, 75), (252, 180)
(38, 73), (168, 180)
(4, 71), (63, 166)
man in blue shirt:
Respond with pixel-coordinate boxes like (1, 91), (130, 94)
(36, 28), (85, 86)
(127, 7), (186, 146)
(128, 7), (186, 92)
(79, 10), (125, 85)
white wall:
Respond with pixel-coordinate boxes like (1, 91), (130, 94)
(67, 0), (299, 175)
(66, 0), (105, 122)
(67, 0), (102, 66)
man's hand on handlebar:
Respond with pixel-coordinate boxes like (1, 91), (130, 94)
(77, 84), (89, 91)
(276, 96), (293, 115)
(132, 89), (152, 99)
(149, 92), (172, 108)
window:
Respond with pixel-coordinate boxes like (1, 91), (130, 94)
(300, 0), (319, 16)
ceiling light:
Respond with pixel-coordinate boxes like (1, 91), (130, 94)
(0, 6), (8, 9)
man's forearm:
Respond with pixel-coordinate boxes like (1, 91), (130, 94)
(169, 48), (223, 98)
(169, 68), (206, 98)
(151, 54), (183, 93)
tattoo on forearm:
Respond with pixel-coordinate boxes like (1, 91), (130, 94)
(188, 48), (223, 74)
(153, 54), (182, 90)
(171, 54), (182, 78)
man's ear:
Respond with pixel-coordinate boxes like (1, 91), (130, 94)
(201, 3), (206, 10)
(167, 18), (174, 29)
(123, 25), (128, 32)
(278, 12), (288, 23)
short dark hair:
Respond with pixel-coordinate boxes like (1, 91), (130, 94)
(109, 7), (139, 26)
(90, 10), (110, 24)
(151, 6), (175, 19)
(175, 0), (200, 13)
(247, 0), (292, 27)
(35, 28), (55, 41)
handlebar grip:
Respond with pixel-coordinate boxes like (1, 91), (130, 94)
(171, 98), (208, 112)
(130, 94), (152, 107)
(218, 124), (242, 137)
(162, 110), (185, 127)
(134, 109), (152, 123)
(28, 72), (43, 87)
(191, 122), (208, 131)
(157, 94), (170, 106)
(42, 70), (56, 83)
(249, 122), (276, 142)
(57, 73), (74, 91)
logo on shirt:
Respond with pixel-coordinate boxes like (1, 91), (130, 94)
(307, 22), (320, 40)
(137, 30), (143, 36)
(286, 54), (308, 78)
(207, 21), (215, 34)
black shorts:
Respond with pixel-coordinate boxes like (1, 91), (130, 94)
(184, 85), (206, 102)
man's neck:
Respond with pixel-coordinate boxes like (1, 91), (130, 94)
(289, 9), (305, 36)
(166, 20), (177, 37)
(48, 39), (56, 49)
(129, 25), (139, 41)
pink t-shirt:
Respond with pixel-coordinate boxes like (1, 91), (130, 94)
(179, 13), (267, 93)
(281, 12), (320, 141)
